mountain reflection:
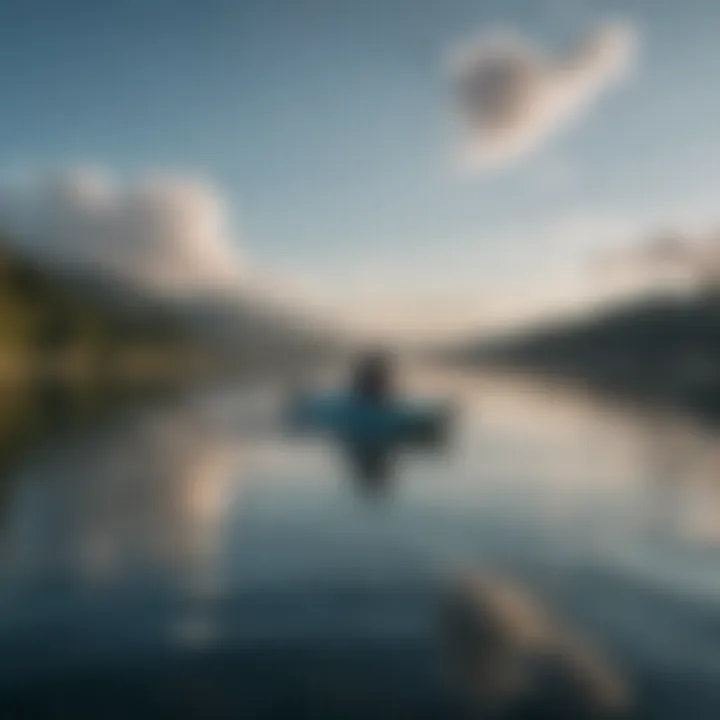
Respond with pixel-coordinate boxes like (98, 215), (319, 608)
(0, 372), (718, 718)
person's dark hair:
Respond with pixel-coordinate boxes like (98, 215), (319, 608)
(352, 350), (394, 402)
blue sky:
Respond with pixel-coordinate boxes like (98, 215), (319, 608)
(0, 0), (719, 336)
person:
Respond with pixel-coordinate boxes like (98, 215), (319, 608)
(351, 351), (394, 403)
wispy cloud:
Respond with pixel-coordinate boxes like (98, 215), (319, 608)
(602, 224), (720, 291)
(449, 22), (636, 169)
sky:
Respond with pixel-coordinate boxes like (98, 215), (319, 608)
(0, 0), (719, 339)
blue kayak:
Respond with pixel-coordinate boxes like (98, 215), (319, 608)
(286, 392), (452, 443)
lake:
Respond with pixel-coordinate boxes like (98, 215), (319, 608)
(0, 367), (718, 718)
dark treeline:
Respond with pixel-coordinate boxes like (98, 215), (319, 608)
(456, 291), (720, 421)
(0, 236), (203, 387)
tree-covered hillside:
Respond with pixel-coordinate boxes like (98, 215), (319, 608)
(0, 237), (197, 385)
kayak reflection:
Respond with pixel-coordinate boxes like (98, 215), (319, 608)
(338, 426), (450, 500)
(341, 439), (398, 499)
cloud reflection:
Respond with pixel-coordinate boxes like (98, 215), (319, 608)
(0, 398), (244, 597)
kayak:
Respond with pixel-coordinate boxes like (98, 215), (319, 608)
(286, 391), (452, 443)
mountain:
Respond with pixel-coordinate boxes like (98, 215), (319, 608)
(0, 233), (338, 384)
(453, 291), (720, 421)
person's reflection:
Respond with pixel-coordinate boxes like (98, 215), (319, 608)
(342, 439), (397, 500)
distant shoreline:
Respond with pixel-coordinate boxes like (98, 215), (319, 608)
(449, 292), (720, 426)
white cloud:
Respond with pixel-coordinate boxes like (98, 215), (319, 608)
(450, 22), (636, 169)
(0, 168), (244, 295)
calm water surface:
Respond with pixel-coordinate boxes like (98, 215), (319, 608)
(0, 369), (719, 718)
